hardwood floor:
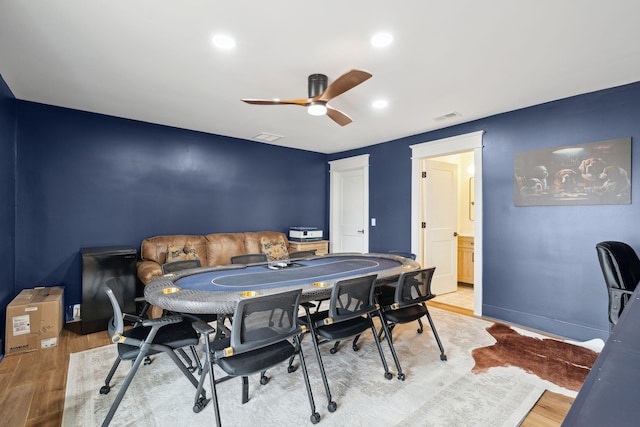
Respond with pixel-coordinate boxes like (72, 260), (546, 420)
(0, 328), (111, 426)
(0, 307), (573, 426)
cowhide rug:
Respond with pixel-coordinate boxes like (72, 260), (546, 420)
(471, 323), (599, 391)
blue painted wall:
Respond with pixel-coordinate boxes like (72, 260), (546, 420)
(0, 75), (16, 356)
(330, 81), (640, 341)
(3, 69), (640, 351)
(13, 102), (328, 311)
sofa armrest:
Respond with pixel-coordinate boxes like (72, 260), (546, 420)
(137, 260), (163, 285)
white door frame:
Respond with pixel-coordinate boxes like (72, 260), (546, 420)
(329, 154), (370, 253)
(410, 131), (484, 316)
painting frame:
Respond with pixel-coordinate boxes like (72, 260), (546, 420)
(514, 137), (631, 206)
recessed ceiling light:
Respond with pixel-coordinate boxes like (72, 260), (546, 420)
(212, 34), (236, 50)
(371, 32), (393, 48)
(372, 99), (388, 109)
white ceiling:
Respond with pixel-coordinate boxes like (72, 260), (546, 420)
(1, 1), (639, 154)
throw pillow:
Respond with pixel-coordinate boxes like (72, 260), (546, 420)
(183, 241), (199, 260)
(166, 243), (188, 263)
(260, 236), (289, 261)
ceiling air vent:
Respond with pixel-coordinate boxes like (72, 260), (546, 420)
(252, 132), (283, 142)
(434, 111), (462, 121)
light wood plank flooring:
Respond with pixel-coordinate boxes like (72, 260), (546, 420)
(0, 307), (573, 426)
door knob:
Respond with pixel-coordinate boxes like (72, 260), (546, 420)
(357, 229), (365, 234)
(453, 232), (459, 237)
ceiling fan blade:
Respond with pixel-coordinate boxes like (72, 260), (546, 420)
(241, 98), (310, 106)
(317, 69), (372, 102)
(326, 105), (353, 126)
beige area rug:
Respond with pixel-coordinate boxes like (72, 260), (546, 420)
(63, 308), (553, 427)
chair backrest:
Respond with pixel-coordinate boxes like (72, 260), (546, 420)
(596, 241), (640, 292)
(394, 267), (437, 307)
(162, 259), (202, 274)
(102, 277), (126, 338)
(327, 274), (378, 322)
(388, 251), (417, 260)
(227, 289), (302, 355)
(230, 253), (268, 265)
(289, 250), (317, 260)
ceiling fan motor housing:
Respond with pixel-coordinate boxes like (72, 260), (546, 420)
(308, 74), (328, 97)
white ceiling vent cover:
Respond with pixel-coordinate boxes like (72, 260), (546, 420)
(253, 132), (283, 142)
(434, 112), (462, 121)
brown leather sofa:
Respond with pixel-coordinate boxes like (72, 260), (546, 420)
(137, 231), (290, 316)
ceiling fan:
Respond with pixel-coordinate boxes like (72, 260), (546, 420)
(241, 69), (372, 126)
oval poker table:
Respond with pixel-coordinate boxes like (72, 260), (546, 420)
(144, 253), (420, 315)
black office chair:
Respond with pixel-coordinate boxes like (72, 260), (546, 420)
(289, 250), (317, 260)
(377, 267), (447, 381)
(230, 253), (268, 264)
(99, 278), (205, 426)
(162, 259), (202, 274)
(596, 241), (640, 331)
(297, 274), (395, 412)
(388, 251), (417, 260)
(192, 289), (320, 426)
(161, 258), (218, 373)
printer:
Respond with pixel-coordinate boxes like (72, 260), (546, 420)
(289, 227), (323, 242)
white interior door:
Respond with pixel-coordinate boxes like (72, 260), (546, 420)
(339, 169), (366, 252)
(329, 155), (369, 253)
(423, 159), (458, 294)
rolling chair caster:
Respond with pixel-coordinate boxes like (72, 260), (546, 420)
(287, 365), (297, 373)
(328, 401), (337, 412)
(310, 412), (321, 424)
(99, 385), (110, 394)
(384, 372), (393, 380)
(260, 374), (269, 385)
(440, 353), (447, 361)
(397, 372), (406, 381)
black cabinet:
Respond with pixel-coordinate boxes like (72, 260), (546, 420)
(67, 246), (138, 335)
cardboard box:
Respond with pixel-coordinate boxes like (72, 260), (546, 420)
(5, 287), (63, 355)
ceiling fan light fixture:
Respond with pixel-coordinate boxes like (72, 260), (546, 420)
(308, 102), (327, 116)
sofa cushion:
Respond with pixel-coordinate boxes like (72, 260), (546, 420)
(204, 233), (247, 266)
(140, 235), (207, 265)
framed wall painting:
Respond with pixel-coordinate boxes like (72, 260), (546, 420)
(514, 137), (631, 206)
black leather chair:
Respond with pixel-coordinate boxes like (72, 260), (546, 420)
(377, 267), (447, 380)
(161, 259), (202, 274)
(192, 289), (320, 426)
(596, 241), (640, 331)
(160, 258), (210, 372)
(289, 250), (317, 259)
(99, 278), (204, 426)
(230, 253), (268, 264)
(298, 274), (395, 412)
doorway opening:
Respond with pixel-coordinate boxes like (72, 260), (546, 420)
(424, 152), (475, 312)
(410, 131), (483, 316)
